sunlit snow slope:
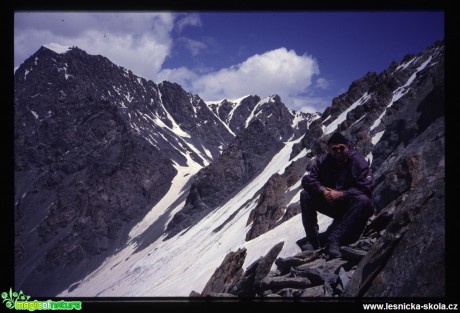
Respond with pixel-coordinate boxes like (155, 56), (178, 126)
(59, 138), (332, 297)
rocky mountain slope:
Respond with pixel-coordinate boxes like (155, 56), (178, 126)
(14, 45), (313, 296)
(14, 39), (444, 298)
(191, 39), (445, 298)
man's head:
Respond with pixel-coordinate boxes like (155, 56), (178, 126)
(327, 132), (349, 164)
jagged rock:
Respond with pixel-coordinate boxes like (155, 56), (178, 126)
(246, 156), (309, 241)
(210, 96), (260, 134)
(343, 53), (445, 296)
(299, 283), (332, 297)
(14, 45), (242, 296)
(362, 211), (394, 237)
(230, 241), (284, 297)
(246, 173), (287, 240)
(340, 246), (368, 263)
(190, 291), (238, 298)
(293, 258), (348, 286)
(323, 71), (377, 122)
(200, 247), (247, 296)
(347, 237), (376, 252)
(260, 276), (312, 291)
(337, 267), (350, 290)
(276, 288), (295, 297)
(189, 290), (202, 297)
(274, 250), (319, 275)
(343, 169), (445, 297)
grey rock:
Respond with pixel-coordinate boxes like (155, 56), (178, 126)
(200, 247), (247, 296)
(340, 246), (368, 263)
(230, 241), (284, 297)
(261, 276), (312, 291)
(275, 250), (319, 275)
(338, 267), (350, 290)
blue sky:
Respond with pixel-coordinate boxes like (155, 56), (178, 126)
(14, 11), (444, 113)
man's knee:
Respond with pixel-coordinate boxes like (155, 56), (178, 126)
(349, 194), (374, 217)
(300, 190), (310, 204)
(301, 189), (320, 206)
(300, 190), (310, 212)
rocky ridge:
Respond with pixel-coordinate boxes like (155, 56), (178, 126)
(164, 95), (317, 239)
(191, 40), (445, 298)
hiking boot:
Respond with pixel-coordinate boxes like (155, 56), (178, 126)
(296, 237), (320, 251)
(300, 241), (319, 252)
(326, 242), (342, 259)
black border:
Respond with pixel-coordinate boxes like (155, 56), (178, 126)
(5, 1), (455, 312)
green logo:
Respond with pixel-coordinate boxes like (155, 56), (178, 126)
(2, 288), (82, 311)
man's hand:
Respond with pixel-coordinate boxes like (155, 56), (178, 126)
(323, 187), (344, 204)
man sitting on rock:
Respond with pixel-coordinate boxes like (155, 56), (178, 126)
(298, 132), (374, 259)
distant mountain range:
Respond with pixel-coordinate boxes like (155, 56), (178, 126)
(14, 39), (445, 297)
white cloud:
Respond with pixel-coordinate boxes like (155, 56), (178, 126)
(291, 96), (331, 114)
(158, 47), (325, 113)
(315, 77), (330, 89)
(178, 37), (207, 57)
(75, 30), (172, 79)
(156, 67), (199, 87)
(195, 48), (320, 102)
(175, 13), (202, 33)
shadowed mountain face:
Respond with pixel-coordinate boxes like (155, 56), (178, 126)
(14, 39), (444, 298)
(14, 45), (313, 296)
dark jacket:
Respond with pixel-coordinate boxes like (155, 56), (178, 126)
(301, 147), (374, 199)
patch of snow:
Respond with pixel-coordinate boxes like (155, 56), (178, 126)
(291, 111), (305, 129)
(366, 152), (373, 165)
(128, 163), (202, 240)
(395, 56), (417, 72)
(323, 92), (372, 135)
(371, 130), (385, 145)
(124, 92), (134, 103)
(244, 96), (272, 128)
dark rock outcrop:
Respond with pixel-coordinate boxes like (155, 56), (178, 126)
(159, 81), (234, 161)
(191, 242), (285, 297)
(200, 248), (247, 296)
(344, 120), (445, 297)
(245, 155), (308, 241)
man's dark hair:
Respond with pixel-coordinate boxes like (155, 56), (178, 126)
(327, 132), (348, 145)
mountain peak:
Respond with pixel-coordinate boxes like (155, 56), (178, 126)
(42, 43), (72, 54)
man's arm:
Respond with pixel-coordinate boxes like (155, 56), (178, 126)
(301, 157), (326, 194)
(342, 156), (374, 199)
